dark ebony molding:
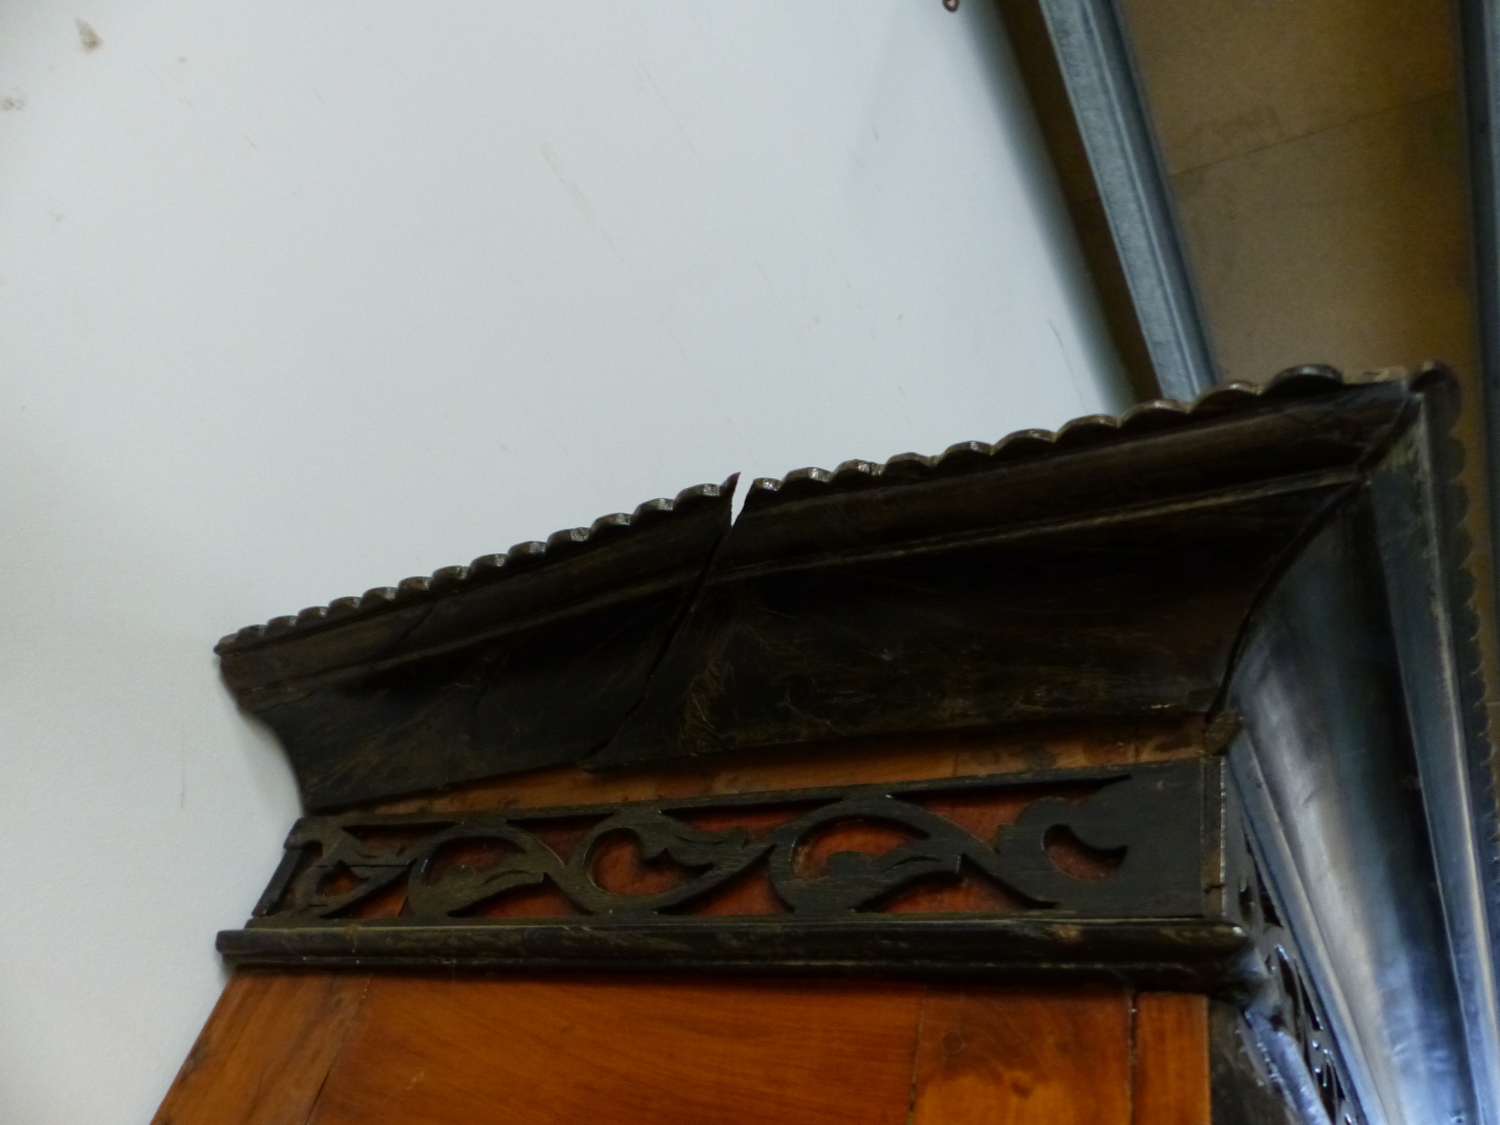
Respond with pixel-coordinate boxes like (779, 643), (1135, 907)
(218, 479), (736, 810)
(218, 369), (1414, 812)
(591, 376), (1405, 770)
(1370, 382), (1500, 1118)
(217, 918), (1246, 987)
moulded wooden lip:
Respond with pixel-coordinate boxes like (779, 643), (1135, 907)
(215, 368), (1428, 812)
(216, 916), (1253, 993)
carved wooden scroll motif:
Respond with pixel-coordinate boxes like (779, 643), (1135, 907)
(221, 761), (1234, 985)
(188, 367), (1497, 1125)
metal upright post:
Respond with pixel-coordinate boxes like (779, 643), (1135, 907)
(1036, 0), (1216, 401)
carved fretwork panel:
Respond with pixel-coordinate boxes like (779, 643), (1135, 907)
(219, 760), (1240, 985)
(263, 764), (1202, 921)
(1221, 795), (1364, 1125)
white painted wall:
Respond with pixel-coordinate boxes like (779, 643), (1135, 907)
(0, 2), (1126, 1120)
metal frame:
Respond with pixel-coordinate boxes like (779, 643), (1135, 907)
(1035, 0), (1216, 400)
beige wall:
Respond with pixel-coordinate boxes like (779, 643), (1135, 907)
(1121, 0), (1473, 383)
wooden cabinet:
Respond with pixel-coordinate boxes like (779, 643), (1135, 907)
(157, 974), (1209, 1125)
(156, 373), (1492, 1124)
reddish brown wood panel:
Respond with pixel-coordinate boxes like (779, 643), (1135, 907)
(303, 975), (929, 1125)
(310, 977), (1148, 1125)
(1134, 993), (1211, 1125)
(151, 970), (370, 1125)
(352, 780), (1125, 923)
(372, 717), (1205, 816)
(911, 986), (1133, 1125)
(157, 972), (1210, 1125)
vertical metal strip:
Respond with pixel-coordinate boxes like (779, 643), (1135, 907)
(1456, 1), (1500, 588)
(1035, 0), (1217, 400)
(1453, 31), (1500, 1115)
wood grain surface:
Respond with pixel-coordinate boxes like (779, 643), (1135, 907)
(372, 717), (1204, 816)
(155, 973), (1211, 1124)
(151, 970), (369, 1125)
(304, 975), (929, 1125)
(1135, 993), (1212, 1125)
(912, 986), (1132, 1124)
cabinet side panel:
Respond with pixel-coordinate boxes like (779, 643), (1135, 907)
(911, 985), (1132, 1125)
(304, 974), (927, 1125)
(1135, 993), (1211, 1125)
(151, 970), (370, 1125)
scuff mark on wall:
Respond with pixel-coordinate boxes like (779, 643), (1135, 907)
(76, 19), (102, 52)
(539, 141), (622, 259)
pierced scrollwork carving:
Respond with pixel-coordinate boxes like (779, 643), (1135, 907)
(1225, 804), (1365, 1125)
(251, 760), (1210, 927)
